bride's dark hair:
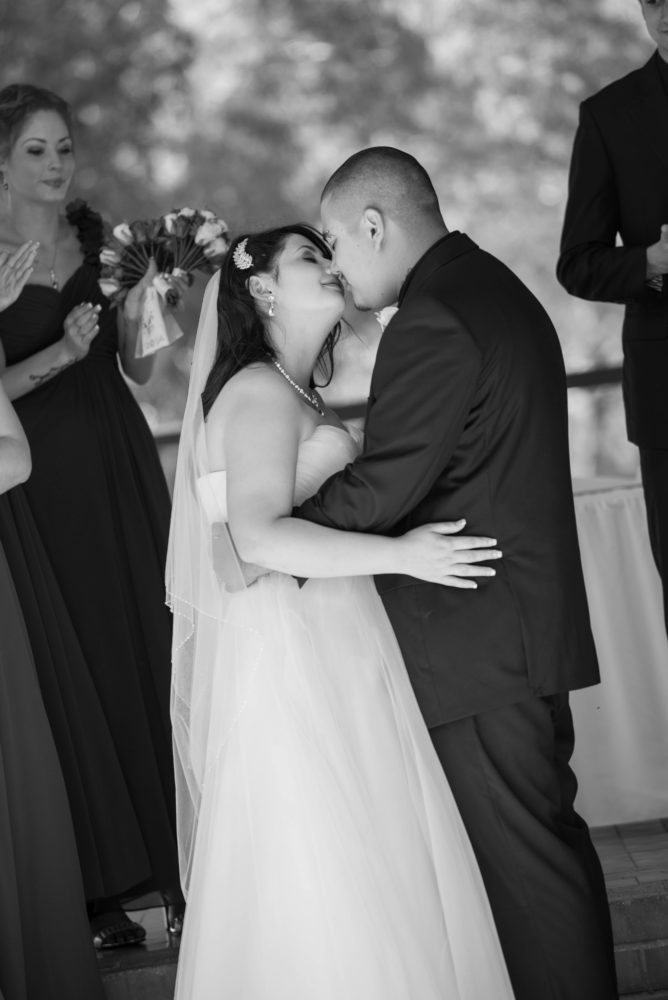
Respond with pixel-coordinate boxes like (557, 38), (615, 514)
(201, 223), (341, 419)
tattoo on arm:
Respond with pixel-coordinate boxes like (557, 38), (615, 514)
(28, 358), (75, 387)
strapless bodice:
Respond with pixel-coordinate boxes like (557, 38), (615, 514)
(197, 423), (361, 525)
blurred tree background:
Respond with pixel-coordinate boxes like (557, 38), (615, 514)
(0, 0), (652, 476)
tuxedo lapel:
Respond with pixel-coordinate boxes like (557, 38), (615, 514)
(627, 53), (668, 174)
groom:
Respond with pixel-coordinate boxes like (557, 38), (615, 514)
(296, 147), (617, 999)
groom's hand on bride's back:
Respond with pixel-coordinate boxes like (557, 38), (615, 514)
(397, 520), (502, 588)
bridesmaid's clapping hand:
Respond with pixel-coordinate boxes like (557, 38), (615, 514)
(62, 302), (102, 361)
(0, 242), (38, 312)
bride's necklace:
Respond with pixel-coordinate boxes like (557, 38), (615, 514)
(272, 359), (324, 416)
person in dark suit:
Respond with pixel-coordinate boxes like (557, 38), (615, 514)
(296, 147), (618, 1000)
(557, 0), (668, 634)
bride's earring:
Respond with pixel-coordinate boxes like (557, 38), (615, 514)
(268, 292), (275, 318)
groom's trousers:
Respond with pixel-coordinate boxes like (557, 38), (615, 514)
(429, 693), (618, 1000)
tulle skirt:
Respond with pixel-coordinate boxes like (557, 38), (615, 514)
(174, 572), (514, 999)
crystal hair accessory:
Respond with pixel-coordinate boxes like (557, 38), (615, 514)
(232, 238), (253, 271)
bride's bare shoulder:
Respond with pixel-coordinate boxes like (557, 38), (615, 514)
(226, 362), (278, 395)
(207, 363), (300, 425)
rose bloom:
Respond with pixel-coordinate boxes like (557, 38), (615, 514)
(163, 212), (179, 234)
(194, 220), (226, 245)
(112, 222), (134, 246)
(203, 236), (229, 258)
(100, 247), (122, 266)
(152, 273), (174, 299)
(200, 209), (215, 220)
(178, 207), (196, 218)
(99, 278), (122, 298)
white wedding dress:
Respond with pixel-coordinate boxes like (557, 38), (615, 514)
(172, 421), (514, 1000)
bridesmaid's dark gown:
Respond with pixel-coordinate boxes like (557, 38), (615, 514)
(0, 202), (179, 903)
(0, 541), (104, 1000)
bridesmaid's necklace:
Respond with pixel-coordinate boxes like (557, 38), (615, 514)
(272, 359), (324, 416)
(47, 242), (59, 290)
(13, 217), (59, 289)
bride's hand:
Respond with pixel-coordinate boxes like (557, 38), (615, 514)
(396, 520), (502, 588)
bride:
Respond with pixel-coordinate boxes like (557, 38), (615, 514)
(166, 223), (514, 999)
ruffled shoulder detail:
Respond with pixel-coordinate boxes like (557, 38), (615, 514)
(66, 199), (107, 267)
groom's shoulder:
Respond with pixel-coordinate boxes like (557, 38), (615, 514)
(416, 241), (516, 301)
(403, 242), (555, 347)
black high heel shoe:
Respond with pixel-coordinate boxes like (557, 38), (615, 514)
(161, 888), (185, 938)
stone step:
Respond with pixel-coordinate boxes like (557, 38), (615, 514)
(609, 880), (668, 995)
(100, 927), (666, 999)
(611, 881), (668, 944)
(616, 938), (668, 996)
(101, 944), (668, 1000)
(102, 950), (176, 1000)
(99, 829), (668, 999)
(624, 993), (668, 999)
(592, 821), (668, 996)
(99, 909), (177, 1000)
(103, 961), (176, 1000)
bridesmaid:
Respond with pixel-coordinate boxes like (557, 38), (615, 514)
(0, 381), (104, 999)
(0, 83), (183, 947)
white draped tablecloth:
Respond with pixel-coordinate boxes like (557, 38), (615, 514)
(570, 479), (668, 827)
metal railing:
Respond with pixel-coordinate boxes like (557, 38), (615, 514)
(152, 366), (624, 448)
(565, 366), (622, 389)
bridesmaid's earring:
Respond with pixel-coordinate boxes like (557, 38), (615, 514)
(268, 293), (275, 318)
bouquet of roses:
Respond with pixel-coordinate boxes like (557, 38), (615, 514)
(98, 207), (230, 357)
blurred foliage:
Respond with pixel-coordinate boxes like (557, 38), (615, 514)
(0, 0), (653, 474)
(0, 0), (193, 216)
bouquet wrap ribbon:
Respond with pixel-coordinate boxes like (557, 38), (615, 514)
(135, 283), (185, 358)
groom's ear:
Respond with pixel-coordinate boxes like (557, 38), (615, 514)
(361, 208), (385, 250)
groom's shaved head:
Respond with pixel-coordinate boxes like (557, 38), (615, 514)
(321, 147), (440, 227)
(320, 147), (447, 312)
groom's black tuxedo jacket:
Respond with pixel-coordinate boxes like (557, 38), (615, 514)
(557, 52), (668, 449)
(297, 232), (599, 726)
